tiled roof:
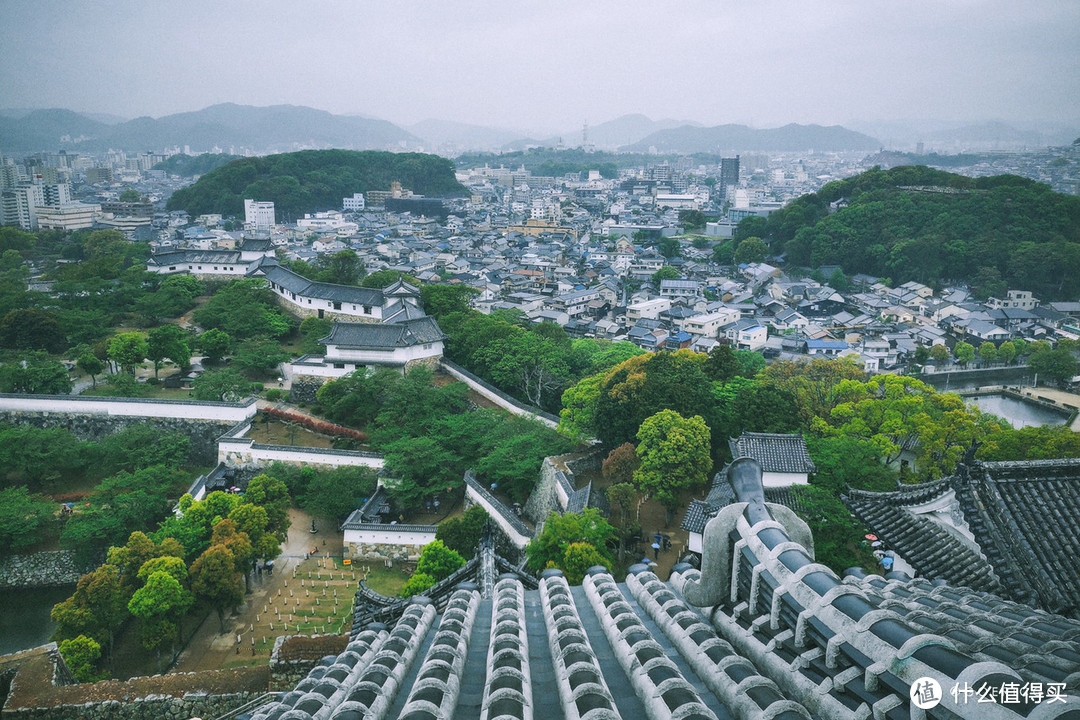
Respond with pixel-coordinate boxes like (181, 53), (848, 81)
(243, 460), (1080, 720)
(953, 458), (1080, 616)
(843, 481), (1002, 594)
(728, 431), (816, 474)
(321, 317), (445, 349)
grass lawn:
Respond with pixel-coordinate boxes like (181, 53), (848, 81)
(357, 566), (410, 598)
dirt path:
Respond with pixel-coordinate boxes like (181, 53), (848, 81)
(172, 507), (348, 673)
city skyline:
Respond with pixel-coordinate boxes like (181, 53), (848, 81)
(1, 0), (1078, 137)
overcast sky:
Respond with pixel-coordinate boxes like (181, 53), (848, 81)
(2, 0), (1077, 134)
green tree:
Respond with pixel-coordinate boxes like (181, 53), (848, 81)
(58, 635), (104, 683)
(191, 544), (244, 633)
(420, 285), (479, 320)
(118, 188), (142, 202)
(300, 466), (377, 522)
(0, 486), (54, 555)
(678, 209), (706, 231)
(525, 509), (616, 576)
(147, 324), (191, 378)
(400, 572), (436, 596)
(703, 345), (740, 384)
(732, 383), (801, 434)
(383, 435), (460, 511)
(978, 341), (998, 366)
(733, 216), (769, 244)
(435, 506), (489, 559)
(806, 436), (897, 494)
(361, 269), (420, 288)
(1012, 338), (1029, 357)
(298, 316), (333, 355)
(108, 332), (148, 374)
(790, 484), (876, 573)
(0, 353), (73, 395)
(244, 474), (291, 539)
(1029, 347), (1079, 386)
(734, 236), (769, 264)
(51, 564), (129, 665)
(997, 340), (1017, 365)
(651, 266), (681, 285)
(929, 344), (949, 364)
(827, 267), (849, 292)
(634, 410), (712, 524)
(712, 240), (737, 265)
(77, 353), (104, 388)
(314, 249), (363, 285)
(657, 237), (681, 259)
(192, 368), (251, 401)
(231, 336), (289, 378)
(415, 539), (465, 582)
(198, 328), (231, 364)
(561, 542), (613, 585)
(193, 279), (291, 340)
(954, 341), (975, 366)
(127, 570), (193, 664)
(0, 308), (67, 352)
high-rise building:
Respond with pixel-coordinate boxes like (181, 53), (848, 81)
(244, 199), (275, 232)
(720, 155), (740, 190)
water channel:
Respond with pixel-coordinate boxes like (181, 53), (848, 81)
(965, 393), (1071, 429)
(0, 585), (74, 655)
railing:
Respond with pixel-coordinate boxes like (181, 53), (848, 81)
(213, 692), (282, 720)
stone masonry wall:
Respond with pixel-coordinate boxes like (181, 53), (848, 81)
(0, 690), (264, 720)
(288, 375), (327, 404)
(0, 412), (235, 466)
(0, 550), (96, 590)
(346, 541), (425, 564)
(523, 458), (561, 525)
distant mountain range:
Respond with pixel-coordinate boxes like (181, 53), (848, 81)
(0, 104), (416, 154)
(620, 123), (882, 153)
(1, 103), (1073, 157)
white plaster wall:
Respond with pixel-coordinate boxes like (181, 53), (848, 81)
(343, 526), (435, 546)
(0, 395), (256, 421)
(465, 483), (531, 548)
(761, 471), (808, 487)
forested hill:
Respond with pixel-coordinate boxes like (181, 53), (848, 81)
(166, 150), (468, 218)
(766, 165), (1080, 300)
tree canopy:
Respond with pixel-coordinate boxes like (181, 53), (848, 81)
(167, 150), (467, 218)
(772, 166), (1080, 299)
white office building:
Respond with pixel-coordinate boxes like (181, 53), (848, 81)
(244, 199), (275, 232)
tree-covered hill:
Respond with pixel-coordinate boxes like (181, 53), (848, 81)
(767, 165), (1080, 300)
(166, 149), (468, 218)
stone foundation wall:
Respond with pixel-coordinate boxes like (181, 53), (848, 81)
(523, 458), (562, 525)
(289, 375), (327, 404)
(0, 550), (96, 590)
(0, 690), (264, 720)
(267, 635), (348, 691)
(346, 541), (425, 564)
(0, 412), (235, 466)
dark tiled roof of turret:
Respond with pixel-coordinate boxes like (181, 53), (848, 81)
(843, 481), (1003, 595)
(952, 458), (1080, 617)
(728, 432), (816, 474)
(320, 317), (445, 349)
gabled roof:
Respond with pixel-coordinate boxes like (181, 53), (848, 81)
(728, 431), (815, 474)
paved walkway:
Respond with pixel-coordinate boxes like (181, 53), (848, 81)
(172, 507), (345, 673)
